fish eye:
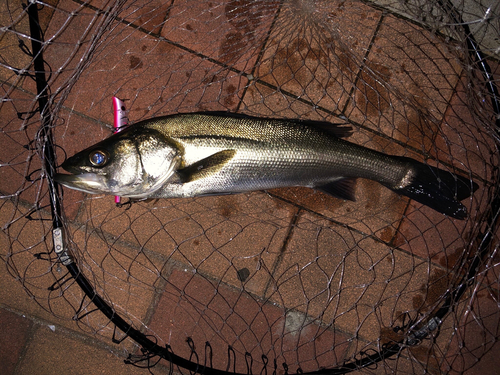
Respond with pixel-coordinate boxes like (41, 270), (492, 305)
(89, 150), (108, 167)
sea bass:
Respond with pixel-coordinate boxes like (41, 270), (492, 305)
(55, 112), (477, 219)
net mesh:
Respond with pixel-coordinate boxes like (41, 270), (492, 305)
(1, 0), (500, 374)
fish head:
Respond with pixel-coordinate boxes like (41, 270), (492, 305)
(55, 127), (180, 197)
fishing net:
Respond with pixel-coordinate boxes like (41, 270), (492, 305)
(1, 0), (499, 374)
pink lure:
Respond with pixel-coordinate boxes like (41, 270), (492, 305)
(112, 97), (128, 204)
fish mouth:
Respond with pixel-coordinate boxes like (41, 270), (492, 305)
(54, 173), (109, 194)
(60, 157), (86, 174)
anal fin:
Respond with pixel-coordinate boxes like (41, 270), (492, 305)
(316, 178), (357, 201)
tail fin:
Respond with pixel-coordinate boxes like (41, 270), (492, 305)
(387, 157), (478, 220)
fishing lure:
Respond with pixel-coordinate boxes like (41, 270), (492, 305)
(112, 96), (128, 205)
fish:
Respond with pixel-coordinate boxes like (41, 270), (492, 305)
(55, 112), (478, 219)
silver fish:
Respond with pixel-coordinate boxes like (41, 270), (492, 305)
(55, 112), (477, 219)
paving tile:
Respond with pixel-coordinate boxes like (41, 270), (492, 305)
(18, 1), (104, 95)
(68, 225), (159, 343)
(393, 200), (477, 265)
(344, 13), (462, 153)
(0, 200), (130, 345)
(53, 22), (247, 127)
(483, 228), (500, 292)
(1, 197), (159, 354)
(266, 210), (445, 344)
(15, 324), (170, 375)
(0, 89), (42, 201)
(275, 309), (351, 372)
(431, 74), (496, 184)
(255, 1), (382, 114)
(40, 0), (250, 126)
(241, 80), (349, 125)
(341, 299), (458, 374)
(148, 268), (283, 373)
(371, 0), (500, 60)
(352, 273), (500, 374)
(78, 191), (296, 296)
(119, 0), (172, 35)
(0, 3), (97, 218)
(439, 289), (500, 375)
(0, 7), (93, 220)
(160, 0), (280, 73)
(31, 1), (112, 119)
(0, 88), (101, 220)
(147, 268), (350, 373)
(347, 360), (414, 374)
(0, 200), (89, 327)
(0, 308), (33, 375)
(0, 31), (31, 89)
(0, 0), (58, 86)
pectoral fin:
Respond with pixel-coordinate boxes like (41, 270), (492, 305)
(178, 150), (236, 183)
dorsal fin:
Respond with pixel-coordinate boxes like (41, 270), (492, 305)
(194, 112), (353, 138)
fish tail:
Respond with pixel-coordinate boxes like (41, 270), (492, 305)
(386, 157), (478, 220)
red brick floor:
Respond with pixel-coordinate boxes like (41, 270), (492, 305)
(1, 1), (500, 375)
